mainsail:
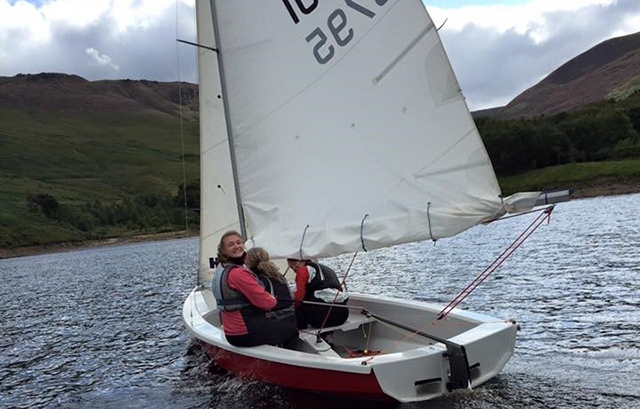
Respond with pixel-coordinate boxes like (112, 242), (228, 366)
(204, 0), (505, 262)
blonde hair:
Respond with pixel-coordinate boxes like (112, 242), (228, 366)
(245, 247), (286, 283)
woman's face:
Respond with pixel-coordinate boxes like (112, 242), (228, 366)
(222, 234), (244, 259)
(287, 259), (304, 270)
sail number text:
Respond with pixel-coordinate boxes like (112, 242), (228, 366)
(281, 0), (390, 65)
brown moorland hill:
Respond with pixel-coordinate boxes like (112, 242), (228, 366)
(0, 72), (198, 118)
(497, 31), (640, 119)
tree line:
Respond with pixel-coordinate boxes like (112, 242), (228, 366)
(26, 181), (200, 236)
(24, 92), (640, 240)
(477, 96), (640, 176)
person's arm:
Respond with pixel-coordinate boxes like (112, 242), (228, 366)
(227, 268), (277, 311)
(293, 266), (309, 304)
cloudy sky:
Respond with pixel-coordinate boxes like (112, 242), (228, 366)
(0, 0), (638, 110)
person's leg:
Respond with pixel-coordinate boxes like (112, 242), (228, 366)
(303, 303), (331, 328)
(296, 307), (309, 329)
(305, 301), (349, 328)
(225, 324), (270, 347)
(325, 302), (349, 327)
(226, 333), (259, 347)
(265, 315), (299, 349)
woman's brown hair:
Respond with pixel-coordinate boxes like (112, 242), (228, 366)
(245, 247), (286, 284)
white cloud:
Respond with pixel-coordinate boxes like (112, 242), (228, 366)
(426, 0), (640, 109)
(0, 0), (638, 110)
(0, 1), (51, 43)
(0, 0), (196, 80)
(40, 0), (109, 30)
(428, 0), (614, 41)
(86, 47), (119, 71)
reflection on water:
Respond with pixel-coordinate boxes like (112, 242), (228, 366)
(1, 194), (639, 409)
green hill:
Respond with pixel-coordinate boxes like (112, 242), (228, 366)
(1, 70), (639, 253)
(0, 73), (199, 248)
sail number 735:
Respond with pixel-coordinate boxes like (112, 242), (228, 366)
(282, 0), (390, 65)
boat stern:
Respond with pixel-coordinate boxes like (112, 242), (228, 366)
(370, 318), (518, 402)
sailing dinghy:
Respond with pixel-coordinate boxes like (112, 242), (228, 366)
(182, 0), (567, 402)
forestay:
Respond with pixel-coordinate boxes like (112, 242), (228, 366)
(210, 0), (506, 260)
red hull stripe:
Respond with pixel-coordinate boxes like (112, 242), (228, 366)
(201, 342), (389, 400)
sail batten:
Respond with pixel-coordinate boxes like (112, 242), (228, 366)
(375, 23), (435, 84)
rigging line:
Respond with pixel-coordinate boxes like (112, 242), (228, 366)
(436, 206), (555, 320)
(437, 207), (553, 320)
(176, 39), (218, 52)
(362, 317), (373, 355)
(312, 253), (359, 341)
(174, 0), (190, 246)
(357, 310), (442, 365)
(299, 300), (360, 309)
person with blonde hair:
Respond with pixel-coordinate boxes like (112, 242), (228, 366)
(245, 248), (297, 345)
(212, 231), (297, 348)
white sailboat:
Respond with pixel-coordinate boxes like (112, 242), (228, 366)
(182, 0), (564, 402)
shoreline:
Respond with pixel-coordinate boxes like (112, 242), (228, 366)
(2, 186), (639, 261)
(0, 230), (198, 260)
(568, 179), (640, 200)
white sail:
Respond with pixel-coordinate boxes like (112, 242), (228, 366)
(209, 0), (504, 260)
(196, 0), (241, 282)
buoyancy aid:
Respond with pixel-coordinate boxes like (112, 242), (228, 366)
(306, 261), (343, 295)
(213, 264), (254, 311)
(255, 273), (295, 320)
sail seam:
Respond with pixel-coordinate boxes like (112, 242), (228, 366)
(416, 159), (489, 178)
(413, 128), (481, 177)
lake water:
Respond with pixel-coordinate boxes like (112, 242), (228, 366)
(1, 194), (639, 409)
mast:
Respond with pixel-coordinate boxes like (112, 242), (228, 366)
(209, 0), (247, 239)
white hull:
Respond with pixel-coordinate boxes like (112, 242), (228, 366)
(183, 287), (518, 402)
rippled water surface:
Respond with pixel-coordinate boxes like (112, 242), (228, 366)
(1, 194), (639, 408)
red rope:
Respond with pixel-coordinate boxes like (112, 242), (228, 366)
(345, 348), (381, 358)
(316, 252), (358, 332)
(436, 205), (554, 320)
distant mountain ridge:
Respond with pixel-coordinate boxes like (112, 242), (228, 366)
(2, 31), (638, 121)
(495, 31), (640, 119)
(0, 72), (198, 118)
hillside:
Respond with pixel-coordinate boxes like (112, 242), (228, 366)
(2, 25), (640, 251)
(495, 31), (640, 119)
(0, 73), (200, 248)
(0, 73), (198, 117)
